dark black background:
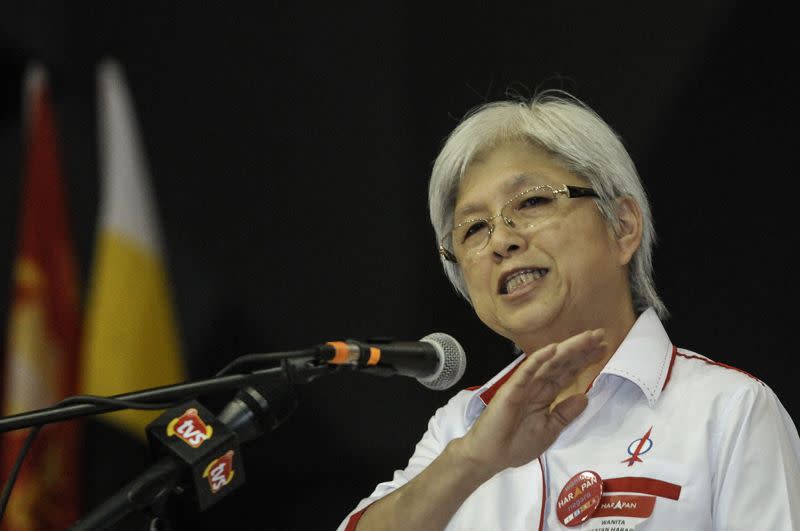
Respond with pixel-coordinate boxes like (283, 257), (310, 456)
(1, 2), (798, 529)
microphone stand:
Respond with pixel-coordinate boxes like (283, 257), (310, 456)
(0, 352), (337, 530)
(0, 368), (286, 433)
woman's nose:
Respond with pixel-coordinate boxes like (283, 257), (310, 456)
(489, 218), (526, 258)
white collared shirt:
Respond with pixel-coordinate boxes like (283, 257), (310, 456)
(339, 309), (800, 530)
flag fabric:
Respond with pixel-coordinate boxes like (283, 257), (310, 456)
(0, 65), (82, 530)
(80, 58), (186, 438)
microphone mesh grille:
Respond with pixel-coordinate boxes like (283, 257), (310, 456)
(417, 333), (466, 390)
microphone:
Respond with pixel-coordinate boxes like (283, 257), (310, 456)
(70, 334), (465, 528)
(216, 376), (297, 444)
(320, 332), (467, 390)
(192, 333), (467, 447)
(70, 378), (298, 530)
(214, 333), (465, 456)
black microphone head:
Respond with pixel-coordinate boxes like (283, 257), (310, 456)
(416, 333), (466, 390)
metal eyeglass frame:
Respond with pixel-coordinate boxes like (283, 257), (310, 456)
(438, 184), (599, 263)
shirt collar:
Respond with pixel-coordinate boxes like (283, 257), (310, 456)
(598, 307), (673, 407)
(465, 308), (673, 424)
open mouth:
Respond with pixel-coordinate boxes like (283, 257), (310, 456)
(499, 268), (548, 295)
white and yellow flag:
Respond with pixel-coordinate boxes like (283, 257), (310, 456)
(80, 58), (186, 437)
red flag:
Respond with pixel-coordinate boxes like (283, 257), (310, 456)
(1, 65), (82, 530)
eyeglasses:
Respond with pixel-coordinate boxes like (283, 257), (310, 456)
(439, 184), (599, 263)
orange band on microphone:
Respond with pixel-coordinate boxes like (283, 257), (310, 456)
(367, 347), (381, 366)
(326, 341), (351, 364)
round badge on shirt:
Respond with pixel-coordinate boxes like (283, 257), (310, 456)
(556, 470), (603, 527)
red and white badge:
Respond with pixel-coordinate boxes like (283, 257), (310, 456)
(556, 470), (603, 527)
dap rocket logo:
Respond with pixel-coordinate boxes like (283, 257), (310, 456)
(166, 408), (214, 448)
(621, 426), (654, 467)
(203, 450), (236, 493)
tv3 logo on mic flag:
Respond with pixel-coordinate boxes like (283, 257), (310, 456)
(167, 407), (214, 448)
(203, 450), (236, 493)
(165, 408), (238, 495)
(147, 400), (246, 510)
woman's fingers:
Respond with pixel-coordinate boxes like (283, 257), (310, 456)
(549, 393), (589, 428)
(504, 329), (607, 407)
(462, 329), (609, 473)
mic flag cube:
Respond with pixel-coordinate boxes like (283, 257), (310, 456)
(146, 400), (246, 511)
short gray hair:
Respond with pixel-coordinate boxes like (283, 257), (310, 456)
(428, 90), (667, 319)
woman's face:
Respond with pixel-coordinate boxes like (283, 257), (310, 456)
(454, 140), (636, 351)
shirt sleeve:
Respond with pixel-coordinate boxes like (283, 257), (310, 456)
(335, 390), (474, 531)
(711, 379), (800, 530)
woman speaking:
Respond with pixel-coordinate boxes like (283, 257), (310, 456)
(339, 91), (800, 530)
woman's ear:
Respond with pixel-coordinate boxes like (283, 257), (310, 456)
(614, 197), (643, 266)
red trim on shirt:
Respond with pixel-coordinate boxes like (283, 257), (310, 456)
(479, 362), (523, 405)
(676, 352), (761, 382)
(537, 457), (546, 531)
(661, 346), (678, 391)
(344, 505), (371, 531)
(603, 476), (681, 500)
